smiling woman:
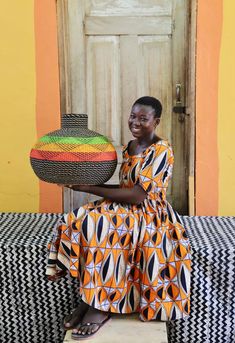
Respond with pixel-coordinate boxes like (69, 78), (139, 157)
(46, 96), (192, 340)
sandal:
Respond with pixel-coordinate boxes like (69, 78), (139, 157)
(63, 302), (89, 330)
(71, 314), (111, 340)
(47, 270), (67, 282)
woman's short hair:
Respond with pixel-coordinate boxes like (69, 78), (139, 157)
(133, 96), (162, 118)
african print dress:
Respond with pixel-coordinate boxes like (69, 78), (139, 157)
(46, 140), (191, 321)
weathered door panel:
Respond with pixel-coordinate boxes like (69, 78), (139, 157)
(57, 0), (189, 213)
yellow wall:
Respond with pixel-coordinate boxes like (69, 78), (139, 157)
(196, 0), (221, 215)
(0, 1), (39, 212)
(218, 0), (235, 215)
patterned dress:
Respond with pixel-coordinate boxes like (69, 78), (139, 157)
(46, 140), (191, 321)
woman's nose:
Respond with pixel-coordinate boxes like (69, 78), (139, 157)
(132, 118), (141, 126)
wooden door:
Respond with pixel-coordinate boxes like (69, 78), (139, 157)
(57, 0), (190, 214)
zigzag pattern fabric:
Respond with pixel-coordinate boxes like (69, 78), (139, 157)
(167, 216), (235, 343)
(0, 213), (80, 343)
(47, 140), (191, 321)
(1, 213), (234, 341)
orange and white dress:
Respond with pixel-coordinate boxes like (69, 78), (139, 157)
(46, 140), (191, 321)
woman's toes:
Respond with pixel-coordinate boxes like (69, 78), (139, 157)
(72, 325), (79, 334)
(77, 326), (84, 335)
(87, 325), (93, 335)
(73, 321), (104, 336)
(83, 324), (93, 335)
(72, 323), (81, 332)
(82, 326), (89, 335)
(80, 328), (85, 335)
(91, 324), (98, 333)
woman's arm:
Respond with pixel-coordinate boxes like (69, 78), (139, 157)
(98, 184), (120, 188)
(66, 184), (146, 205)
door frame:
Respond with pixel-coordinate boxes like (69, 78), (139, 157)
(56, 0), (197, 215)
(187, 0), (197, 215)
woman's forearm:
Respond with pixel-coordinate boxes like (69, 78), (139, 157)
(86, 186), (133, 203)
(69, 184), (146, 205)
(99, 184), (120, 188)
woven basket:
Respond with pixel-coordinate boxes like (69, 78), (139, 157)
(30, 114), (117, 185)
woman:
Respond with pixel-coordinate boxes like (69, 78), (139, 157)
(46, 96), (191, 340)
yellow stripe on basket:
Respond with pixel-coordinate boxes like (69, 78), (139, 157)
(34, 142), (115, 153)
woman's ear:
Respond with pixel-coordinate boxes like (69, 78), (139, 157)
(154, 118), (160, 128)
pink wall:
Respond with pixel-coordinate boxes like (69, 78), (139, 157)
(35, 0), (62, 212)
(195, 0), (222, 215)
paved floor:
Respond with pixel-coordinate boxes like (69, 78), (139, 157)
(64, 313), (168, 343)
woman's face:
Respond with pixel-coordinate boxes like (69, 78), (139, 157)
(128, 104), (159, 139)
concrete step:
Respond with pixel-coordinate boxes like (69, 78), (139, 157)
(64, 313), (168, 343)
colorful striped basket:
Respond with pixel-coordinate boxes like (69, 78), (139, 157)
(30, 114), (117, 185)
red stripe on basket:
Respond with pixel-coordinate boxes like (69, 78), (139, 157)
(30, 149), (117, 162)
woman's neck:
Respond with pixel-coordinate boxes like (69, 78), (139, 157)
(127, 134), (161, 156)
(136, 134), (158, 148)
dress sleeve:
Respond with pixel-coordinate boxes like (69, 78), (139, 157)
(137, 142), (174, 193)
(122, 144), (128, 158)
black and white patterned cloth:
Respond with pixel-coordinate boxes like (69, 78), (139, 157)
(167, 216), (235, 343)
(0, 213), (234, 343)
(0, 213), (80, 343)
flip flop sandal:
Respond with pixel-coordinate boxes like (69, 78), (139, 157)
(71, 315), (111, 341)
(63, 303), (88, 330)
(47, 270), (67, 282)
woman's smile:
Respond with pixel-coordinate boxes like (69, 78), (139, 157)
(131, 126), (141, 133)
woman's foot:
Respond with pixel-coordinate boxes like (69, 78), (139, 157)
(47, 270), (67, 282)
(63, 301), (89, 330)
(72, 306), (111, 338)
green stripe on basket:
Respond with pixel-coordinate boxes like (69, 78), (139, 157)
(39, 135), (110, 145)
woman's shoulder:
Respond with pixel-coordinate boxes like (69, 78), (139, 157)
(154, 138), (170, 148)
(122, 139), (173, 158)
(147, 139), (172, 154)
(144, 140), (174, 166)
